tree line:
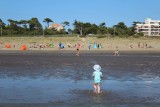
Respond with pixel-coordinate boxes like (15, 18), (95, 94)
(0, 18), (143, 37)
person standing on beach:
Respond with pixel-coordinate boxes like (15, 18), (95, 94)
(88, 43), (91, 50)
(92, 64), (103, 94)
(76, 43), (81, 56)
(138, 42), (140, 48)
(114, 46), (119, 56)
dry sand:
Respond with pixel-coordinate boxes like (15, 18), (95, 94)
(0, 37), (160, 52)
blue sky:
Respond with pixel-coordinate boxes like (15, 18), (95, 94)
(0, 0), (160, 28)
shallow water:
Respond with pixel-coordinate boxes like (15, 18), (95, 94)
(0, 52), (160, 106)
(0, 77), (160, 103)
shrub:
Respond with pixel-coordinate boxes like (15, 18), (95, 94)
(134, 33), (144, 38)
(96, 35), (106, 38)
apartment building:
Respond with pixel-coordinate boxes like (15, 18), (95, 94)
(135, 18), (160, 36)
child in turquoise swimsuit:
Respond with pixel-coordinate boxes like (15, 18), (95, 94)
(92, 64), (103, 94)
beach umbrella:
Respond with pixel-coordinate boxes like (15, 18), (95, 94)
(5, 44), (11, 48)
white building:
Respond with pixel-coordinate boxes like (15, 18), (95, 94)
(48, 23), (64, 31)
(135, 18), (160, 36)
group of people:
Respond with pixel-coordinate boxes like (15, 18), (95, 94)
(93, 43), (102, 49)
(138, 42), (151, 48)
(129, 42), (151, 49)
(87, 43), (103, 50)
(58, 42), (81, 56)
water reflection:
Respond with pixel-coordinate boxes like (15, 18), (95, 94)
(0, 52), (160, 106)
(0, 76), (160, 103)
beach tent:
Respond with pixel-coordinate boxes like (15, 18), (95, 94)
(5, 44), (11, 48)
(20, 45), (27, 50)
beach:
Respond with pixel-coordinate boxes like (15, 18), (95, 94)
(1, 0), (160, 106)
(0, 37), (160, 106)
(0, 51), (160, 107)
(0, 37), (160, 52)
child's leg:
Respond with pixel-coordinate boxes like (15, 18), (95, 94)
(76, 50), (79, 56)
(97, 84), (101, 93)
(117, 51), (119, 56)
(93, 83), (97, 93)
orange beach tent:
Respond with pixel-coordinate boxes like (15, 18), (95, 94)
(5, 44), (11, 48)
(20, 45), (27, 50)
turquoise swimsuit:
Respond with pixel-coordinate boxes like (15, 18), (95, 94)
(93, 71), (102, 83)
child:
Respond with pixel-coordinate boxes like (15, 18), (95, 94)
(92, 64), (103, 94)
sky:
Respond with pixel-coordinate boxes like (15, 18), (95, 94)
(0, 0), (160, 28)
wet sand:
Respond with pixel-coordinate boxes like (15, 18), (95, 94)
(0, 50), (160, 107)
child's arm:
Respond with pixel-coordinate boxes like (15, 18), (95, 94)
(92, 72), (95, 77)
(100, 72), (103, 77)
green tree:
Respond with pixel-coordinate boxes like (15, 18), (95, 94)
(126, 27), (134, 36)
(113, 22), (128, 36)
(62, 21), (70, 32)
(19, 20), (28, 29)
(28, 18), (43, 35)
(7, 19), (17, 28)
(73, 20), (100, 35)
(73, 20), (83, 35)
(114, 22), (127, 30)
(7, 19), (14, 25)
(68, 28), (72, 34)
(0, 19), (6, 36)
(62, 21), (69, 27)
(85, 23), (98, 34)
(129, 21), (143, 36)
(28, 18), (42, 30)
(43, 18), (53, 27)
(98, 22), (107, 34)
(99, 22), (106, 27)
(7, 19), (20, 35)
(0, 19), (6, 28)
(132, 22), (142, 26)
